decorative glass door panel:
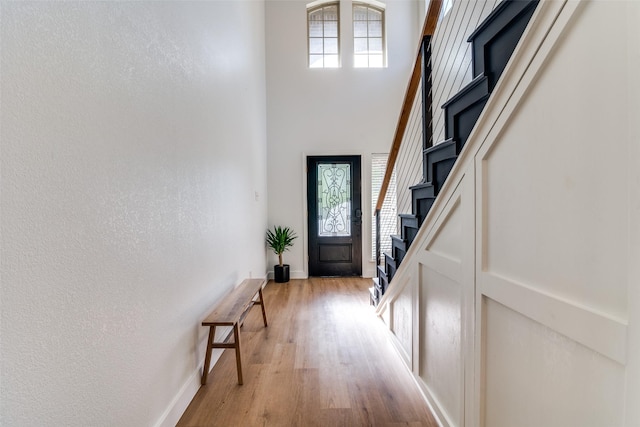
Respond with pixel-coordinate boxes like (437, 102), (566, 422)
(308, 156), (362, 277)
(317, 163), (351, 237)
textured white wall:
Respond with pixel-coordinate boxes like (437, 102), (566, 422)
(265, 0), (420, 278)
(0, 2), (267, 426)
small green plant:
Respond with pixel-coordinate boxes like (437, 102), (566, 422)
(266, 226), (298, 267)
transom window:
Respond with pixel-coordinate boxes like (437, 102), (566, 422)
(353, 3), (385, 68)
(308, 3), (340, 68)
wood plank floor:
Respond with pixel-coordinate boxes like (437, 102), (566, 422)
(177, 277), (438, 427)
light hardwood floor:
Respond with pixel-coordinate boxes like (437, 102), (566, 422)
(177, 277), (438, 427)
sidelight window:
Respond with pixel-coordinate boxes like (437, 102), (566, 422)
(371, 154), (396, 259)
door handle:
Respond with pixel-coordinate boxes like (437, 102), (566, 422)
(353, 209), (362, 225)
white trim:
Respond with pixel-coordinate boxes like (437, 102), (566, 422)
(306, 0), (338, 11)
(354, 0), (386, 11)
(154, 346), (225, 427)
(267, 269), (309, 281)
(155, 275), (269, 427)
(480, 271), (628, 365)
(416, 379), (454, 427)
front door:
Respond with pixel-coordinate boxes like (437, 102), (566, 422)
(307, 156), (362, 276)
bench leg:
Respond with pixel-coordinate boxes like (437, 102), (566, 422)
(233, 323), (243, 385)
(201, 325), (216, 385)
(258, 288), (268, 327)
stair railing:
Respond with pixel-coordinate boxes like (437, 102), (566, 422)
(374, 0), (441, 273)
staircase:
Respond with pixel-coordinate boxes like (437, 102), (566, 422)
(372, 0), (538, 306)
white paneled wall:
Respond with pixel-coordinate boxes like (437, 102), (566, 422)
(378, 1), (640, 426)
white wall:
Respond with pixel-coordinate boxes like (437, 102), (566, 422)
(625, 1), (640, 424)
(0, 2), (268, 426)
(378, 1), (640, 425)
(266, 0), (420, 278)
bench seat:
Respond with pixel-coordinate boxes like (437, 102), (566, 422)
(201, 278), (268, 385)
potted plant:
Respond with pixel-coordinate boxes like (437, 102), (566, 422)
(266, 225), (298, 283)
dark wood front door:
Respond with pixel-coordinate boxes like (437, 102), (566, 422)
(307, 156), (362, 277)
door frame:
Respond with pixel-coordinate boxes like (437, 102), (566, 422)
(307, 155), (362, 277)
(301, 151), (372, 279)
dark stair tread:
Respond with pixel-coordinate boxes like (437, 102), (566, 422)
(411, 181), (437, 217)
(399, 213), (420, 229)
(410, 182), (437, 199)
(391, 235), (407, 263)
(442, 75), (490, 149)
(384, 252), (396, 265)
(409, 181), (436, 192)
(467, 0), (539, 79)
(377, 265), (388, 281)
(420, 138), (460, 190)
(391, 234), (407, 249)
(376, 267), (389, 294)
(467, 0), (538, 43)
(372, 277), (382, 295)
(423, 138), (458, 160)
(384, 252), (397, 270)
(385, 267), (397, 281)
(399, 214), (420, 247)
(432, 157), (457, 193)
(414, 196), (437, 223)
(399, 213), (420, 221)
(442, 74), (490, 111)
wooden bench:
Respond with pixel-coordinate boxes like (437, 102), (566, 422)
(201, 278), (268, 385)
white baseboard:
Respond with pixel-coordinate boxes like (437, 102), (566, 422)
(155, 273), (270, 426)
(267, 269), (308, 280)
(267, 271), (376, 280)
(153, 344), (226, 426)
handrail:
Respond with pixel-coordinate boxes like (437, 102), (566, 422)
(374, 0), (442, 213)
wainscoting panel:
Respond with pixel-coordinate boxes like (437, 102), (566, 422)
(482, 297), (625, 427)
(390, 274), (416, 366)
(481, 94), (628, 321)
(425, 198), (462, 264)
(419, 264), (462, 427)
(412, 183), (469, 427)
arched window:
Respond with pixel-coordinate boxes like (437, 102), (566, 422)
(307, 2), (340, 68)
(353, 2), (385, 68)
